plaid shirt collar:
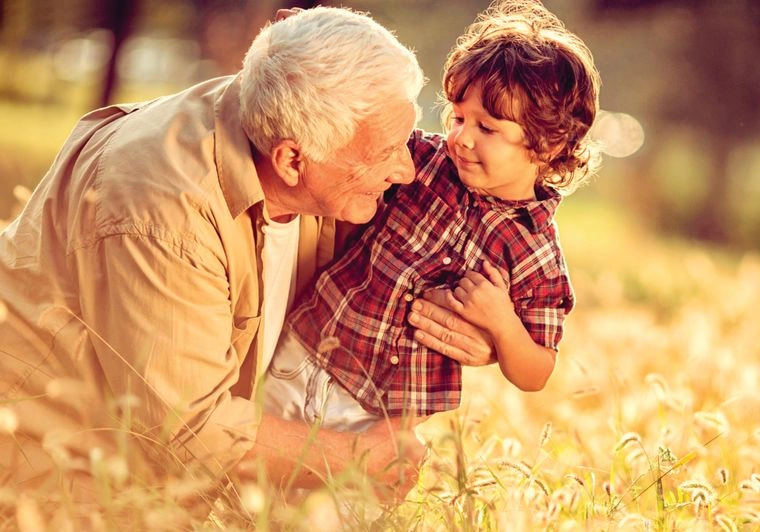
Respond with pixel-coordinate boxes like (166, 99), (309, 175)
(471, 185), (561, 233)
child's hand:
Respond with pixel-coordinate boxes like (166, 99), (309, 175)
(446, 260), (514, 333)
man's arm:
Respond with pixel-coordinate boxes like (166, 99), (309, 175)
(240, 413), (425, 499)
(77, 231), (427, 490)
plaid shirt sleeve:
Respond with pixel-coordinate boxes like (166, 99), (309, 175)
(508, 219), (575, 351)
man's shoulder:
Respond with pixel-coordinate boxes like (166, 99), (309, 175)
(407, 129), (446, 156)
(72, 80), (241, 251)
(98, 79), (237, 206)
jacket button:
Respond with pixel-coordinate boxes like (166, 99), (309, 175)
(390, 355), (400, 365)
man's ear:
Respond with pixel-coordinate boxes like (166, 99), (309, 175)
(271, 139), (303, 187)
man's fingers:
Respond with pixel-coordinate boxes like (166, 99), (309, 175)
(410, 291), (497, 366)
(409, 304), (458, 337)
(412, 323), (495, 366)
(420, 288), (456, 311)
(275, 7), (303, 22)
(414, 292), (477, 334)
(409, 311), (490, 365)
(413, 328), (476, 364)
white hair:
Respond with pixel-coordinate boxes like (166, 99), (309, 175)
(239, 7), (424, 162)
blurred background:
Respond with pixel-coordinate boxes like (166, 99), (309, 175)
(0, 0), (758, 251)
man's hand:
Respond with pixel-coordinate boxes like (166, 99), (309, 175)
(359, 415), (428, 500)
(275, 7), (303, 22)
(407, 288), (497, 367)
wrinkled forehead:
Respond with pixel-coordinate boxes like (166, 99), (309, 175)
(343, 99), (418, 160)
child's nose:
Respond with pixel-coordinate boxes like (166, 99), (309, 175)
(456, 129), (475, 150)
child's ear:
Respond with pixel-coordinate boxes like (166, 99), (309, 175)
(270, 140), (303, 187)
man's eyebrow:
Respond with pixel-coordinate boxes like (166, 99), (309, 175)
(380, 145), (397, 157)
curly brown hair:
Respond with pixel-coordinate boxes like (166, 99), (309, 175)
(442, 0), (601, 192)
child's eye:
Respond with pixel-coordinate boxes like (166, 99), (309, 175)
(452, 116), (464, 124)
(479, 123), (495, 133)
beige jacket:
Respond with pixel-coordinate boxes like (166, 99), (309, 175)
(0, 75), (335, 489)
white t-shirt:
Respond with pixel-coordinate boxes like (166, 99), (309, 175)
(260, 215), (300, 372)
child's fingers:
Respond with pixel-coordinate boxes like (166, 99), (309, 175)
(462, 269), (487, 284)
(453, 285), (467, 304)
(445, 289), (465, 313)
(482, 260), (509, 288)
(457, 277), (476, 291)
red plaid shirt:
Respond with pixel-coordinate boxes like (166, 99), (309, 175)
(286, 130), (574, 416)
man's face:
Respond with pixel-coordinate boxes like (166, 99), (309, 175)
(303, 98), (417, 223)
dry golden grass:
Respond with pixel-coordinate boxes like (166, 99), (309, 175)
(1, 193), (759, 530)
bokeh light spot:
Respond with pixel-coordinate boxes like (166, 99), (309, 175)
(592, 110), (645, 158)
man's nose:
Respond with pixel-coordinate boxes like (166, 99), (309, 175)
(387, 147), (415, 185)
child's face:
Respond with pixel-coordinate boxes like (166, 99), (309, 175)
(446, 83), (539, 201)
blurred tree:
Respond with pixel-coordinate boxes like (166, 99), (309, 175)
(594, 0), (760, 247)
(191, 0), (327, 76)
(663, 0), (760, 243)
(595, 0), (705, 8)
(92, 0), (139, 107)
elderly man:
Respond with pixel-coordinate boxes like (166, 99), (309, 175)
(0, 6), (489, 504)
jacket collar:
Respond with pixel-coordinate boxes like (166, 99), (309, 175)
(214, 74), (266, 219)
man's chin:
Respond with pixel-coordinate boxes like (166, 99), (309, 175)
(346, 205), (378, 224)
(348, 212), (375, 224)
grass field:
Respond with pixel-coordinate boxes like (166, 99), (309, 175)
(2, 189), (758, 530)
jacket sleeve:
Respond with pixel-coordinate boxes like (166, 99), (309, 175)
(74, 230), (260, 479)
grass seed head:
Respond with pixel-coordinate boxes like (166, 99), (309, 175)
(714, 513), (739, 532)
(317, 336), (341, 353)
(614, 432), (642, 452)
(0, 407), (19, 434)
(12, 185), (32, 204)
(693, 410), (730, 434)
(240, 484), (266, 514)
(540, 422), (552, 447)
(15, 494), (45, 532)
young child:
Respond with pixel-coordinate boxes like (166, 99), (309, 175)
(264, 0), (601, 430)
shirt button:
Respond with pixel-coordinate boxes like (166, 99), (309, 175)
(390, 355), (400, 365)
(442, 256), (452, 265)
(403, 293), (414, 302)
